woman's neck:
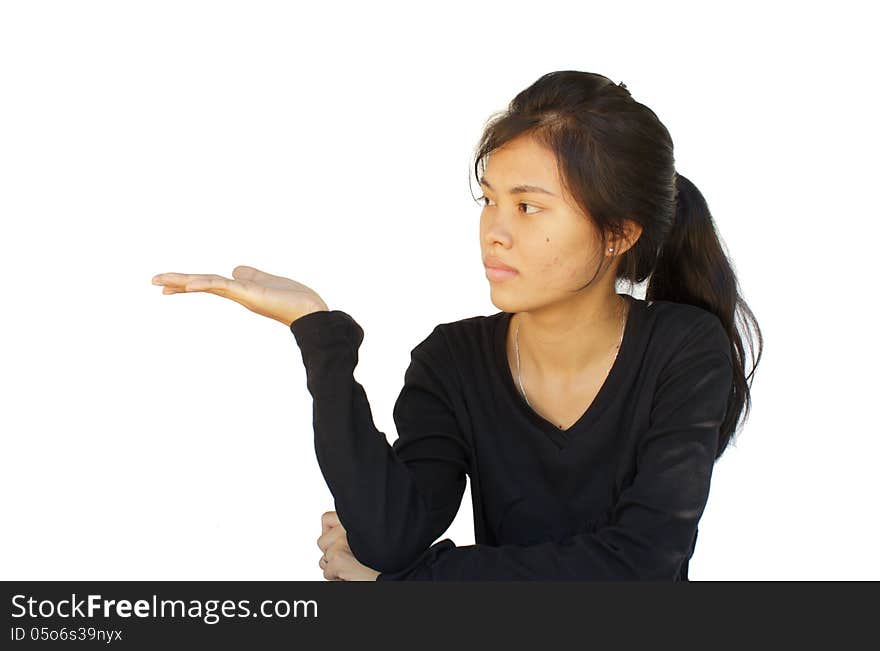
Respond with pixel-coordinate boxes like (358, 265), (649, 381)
(509, 294), (629, 384)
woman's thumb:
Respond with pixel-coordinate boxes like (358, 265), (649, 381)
(232, 265), (262, 280)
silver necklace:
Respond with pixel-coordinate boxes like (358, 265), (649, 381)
(514, 297), (630, 427)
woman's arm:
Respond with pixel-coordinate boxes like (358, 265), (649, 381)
(377, 313), (734, 580)
(291, 310), (470, 574)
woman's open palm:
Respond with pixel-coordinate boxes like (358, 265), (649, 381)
(151, 265), (329, 327)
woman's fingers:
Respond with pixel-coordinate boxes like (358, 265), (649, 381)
(151, 272), (210, 289)
(321, 511), (341, 536)
(152, 269), (326, 326)
(317, 524), (346, 554)
(318, 511), (343, 553)
(184, 275), (230, 293)
(152, 273), (237, 294)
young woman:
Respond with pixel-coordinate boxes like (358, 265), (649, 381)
(152, 70), (762, 581)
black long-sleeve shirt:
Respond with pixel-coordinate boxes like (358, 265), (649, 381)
(289, 294), (733, 580)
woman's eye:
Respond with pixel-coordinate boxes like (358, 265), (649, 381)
(477, 195), (539, 215)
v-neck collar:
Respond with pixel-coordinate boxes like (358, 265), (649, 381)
(492, 294), (643, 450)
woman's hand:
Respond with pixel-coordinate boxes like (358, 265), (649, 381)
(151, 265), (329, 327)
(317, 511), (381, 581)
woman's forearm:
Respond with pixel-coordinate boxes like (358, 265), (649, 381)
(290, 310), (466, 573)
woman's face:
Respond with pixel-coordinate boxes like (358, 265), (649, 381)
(479, 134), (608, 312)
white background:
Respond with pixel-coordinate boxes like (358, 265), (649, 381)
(1, 0), (876, 580)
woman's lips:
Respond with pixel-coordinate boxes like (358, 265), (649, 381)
(485, 266), (518, 282)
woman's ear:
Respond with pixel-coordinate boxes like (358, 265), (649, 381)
(610, 219), (643, 255)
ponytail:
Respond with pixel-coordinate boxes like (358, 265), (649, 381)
(648, 173), (763, 457)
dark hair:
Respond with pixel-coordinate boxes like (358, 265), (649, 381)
(471, 70), (762, 458)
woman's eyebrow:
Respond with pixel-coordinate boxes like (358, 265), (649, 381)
(479, 176), (557, 197)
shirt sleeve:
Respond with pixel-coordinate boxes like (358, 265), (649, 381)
(376, 311), (734, 581)
(289, 309), (470, 574)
